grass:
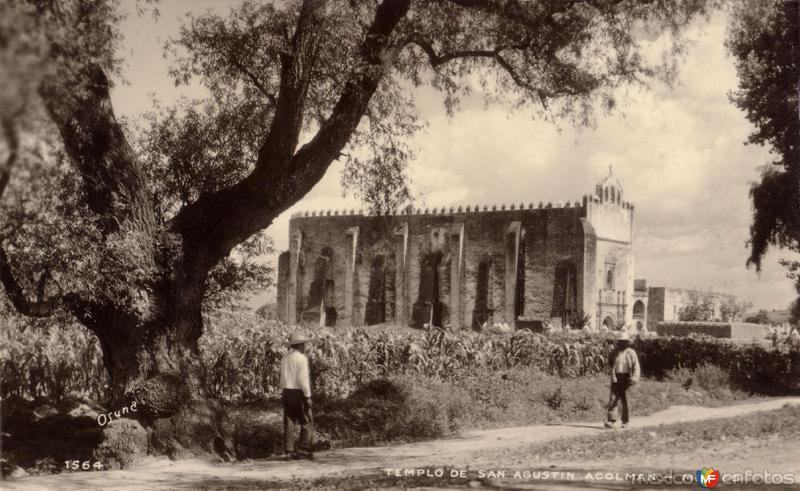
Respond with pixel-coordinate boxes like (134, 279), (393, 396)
(0, 363), (760, 473)
(229, 365), (752, 459)
(517, 402), (800, 463)
(441, 365), (750, 430)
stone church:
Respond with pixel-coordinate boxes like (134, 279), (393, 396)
(276, 169), (634, 331)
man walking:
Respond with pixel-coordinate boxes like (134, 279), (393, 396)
(281, 332), (314, 460)
(604, 330), (640, 429)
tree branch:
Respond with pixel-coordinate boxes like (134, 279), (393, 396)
(229, 54), (278, 105)
(254, 0), (329, 173)
(403, 35), (579, 105)
(0, 117), (18, 200)
(40, 64), (155, 236)
(404, 35), (503, 66)
(172, 0), (413, 267)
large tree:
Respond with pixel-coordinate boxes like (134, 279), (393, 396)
(727, 0), (800, 323)
(1, 0), (716, 456)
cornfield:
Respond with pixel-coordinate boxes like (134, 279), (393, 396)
(199, 312), (616, 401)
(3, 309), (799, 404)
(1, 318), (107, 402)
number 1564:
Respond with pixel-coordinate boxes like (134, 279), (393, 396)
(64, 460), (103, 471)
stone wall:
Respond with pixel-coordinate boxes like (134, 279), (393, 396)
(656, 321), (767, 340)
(278, 201), (623, 329)
(277, 178), (635, 330)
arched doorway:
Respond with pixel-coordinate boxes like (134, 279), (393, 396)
(603, 316), (615, 330)
(632, 300), (646, 332)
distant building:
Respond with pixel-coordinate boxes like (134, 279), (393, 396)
(646, 287), (738, 326)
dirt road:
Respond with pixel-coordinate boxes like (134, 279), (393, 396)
(6, 397), (800, 490)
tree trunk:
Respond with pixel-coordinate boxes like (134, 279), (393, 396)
(78, 246), (236, 463)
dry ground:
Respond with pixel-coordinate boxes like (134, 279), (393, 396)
(5, 397), (800, 490)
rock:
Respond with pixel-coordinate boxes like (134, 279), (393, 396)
(93, 418), (149, 470)
(490, 322), (512, 334)
(312, 437), (331, 451)
(9, 466), (28, 479)
(69, 403), (99, 419)
(32, 404), (58, 421)
(149, 398), (236, 462)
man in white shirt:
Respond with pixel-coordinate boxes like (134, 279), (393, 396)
(281, 332), (314, 460)
(605, 330), (640, 429)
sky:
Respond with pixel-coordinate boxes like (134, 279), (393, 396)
(110, 0), (798, 311)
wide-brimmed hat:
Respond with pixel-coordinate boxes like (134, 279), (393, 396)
(287, 332), (313, 346)
(617, 331), (631, 342)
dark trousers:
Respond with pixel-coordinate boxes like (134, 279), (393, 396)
(608, 373), (631, 424)
(282, 389), (313, 453)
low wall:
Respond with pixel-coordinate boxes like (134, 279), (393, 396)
(656, 321), (767, 340)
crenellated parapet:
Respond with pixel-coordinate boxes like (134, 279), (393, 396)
(289, 194), (635, 220)
(288, 198), (624, 219)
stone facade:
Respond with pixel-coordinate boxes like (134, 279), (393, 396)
(277, 171), (635, 330)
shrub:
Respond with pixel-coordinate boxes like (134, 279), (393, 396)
(665, 364), (744, 400)
(634, 336), (800, 395)
(317, 377), (472, 447)
(544, 386), (565, 410)
(229, 407), (283, 459)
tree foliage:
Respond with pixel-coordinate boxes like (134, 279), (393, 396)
(744, 309), (771, 325)
(719, 296), (750, 322)
(677, 291), (715, 322)
(727, 0), (800, 307)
